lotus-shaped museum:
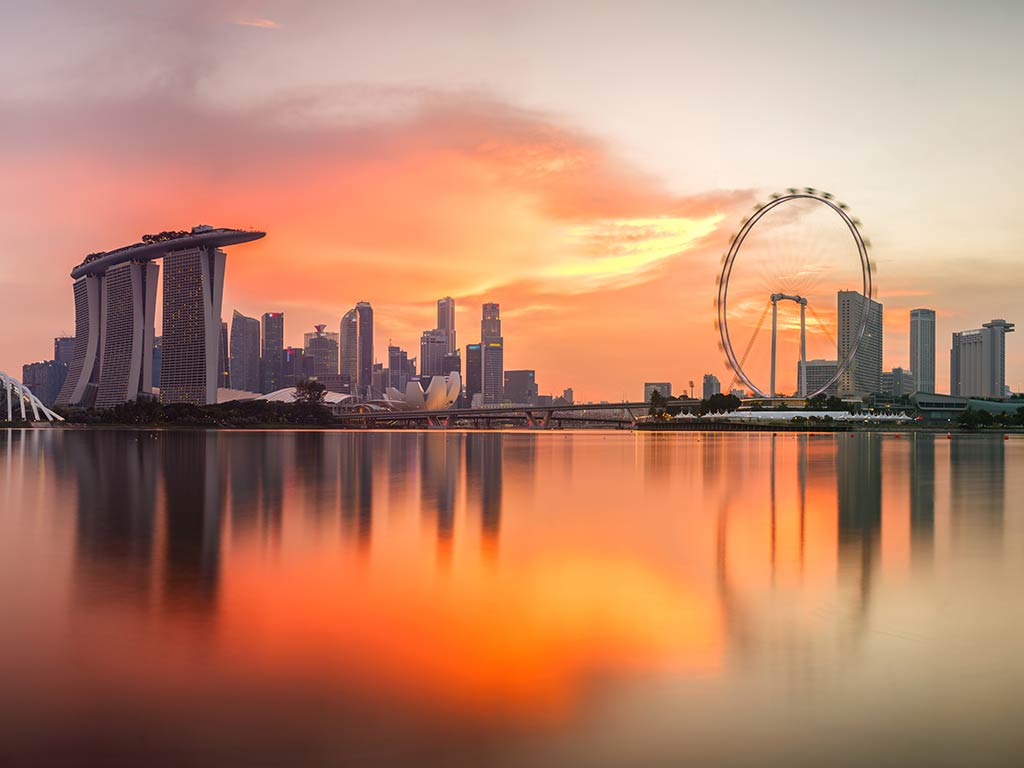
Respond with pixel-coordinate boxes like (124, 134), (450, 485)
(383, 372), (462, 410)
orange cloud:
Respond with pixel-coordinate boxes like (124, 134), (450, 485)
(232, 18), (280, 29)
(0, 89), (752, 398)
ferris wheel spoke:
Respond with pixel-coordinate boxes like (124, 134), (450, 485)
(807, 303), (838, 350)
(729, 299), (772, 390)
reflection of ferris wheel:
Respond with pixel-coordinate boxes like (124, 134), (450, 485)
(716, 189), (873, 399)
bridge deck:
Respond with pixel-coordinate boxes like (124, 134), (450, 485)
(331, 399), (698, 427)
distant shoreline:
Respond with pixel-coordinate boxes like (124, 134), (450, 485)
(11, 422), (1024, 435)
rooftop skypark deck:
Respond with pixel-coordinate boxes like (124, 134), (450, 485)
(70, 225), (265, 279)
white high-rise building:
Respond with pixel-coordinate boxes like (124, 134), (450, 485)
(837, 291), (883, 396)
(437, 296), (456, 354)
(881, 367), (915, 398)
(702, 374), (721, 400)
(950, 319), (1015, 398)
(644, 382), (672, 401)
(909, 308), (936, 394)
(797, 359), (839, 396)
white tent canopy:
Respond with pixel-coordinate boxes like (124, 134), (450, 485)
(0, 372), (64, 422)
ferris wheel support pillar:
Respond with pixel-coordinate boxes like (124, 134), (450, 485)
(799, 301), (807, 398)
(770, 297), (778, 399)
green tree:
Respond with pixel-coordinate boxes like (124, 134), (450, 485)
(957, 407), (994, 429)
(699, 393), (741, 415)
(648, 389), (666, 417)
(294, 378), (328, 405)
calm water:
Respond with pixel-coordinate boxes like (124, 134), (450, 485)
(2, 428), (1023, 767)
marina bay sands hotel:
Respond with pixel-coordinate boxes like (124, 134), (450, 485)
(56, 225), (265, 408)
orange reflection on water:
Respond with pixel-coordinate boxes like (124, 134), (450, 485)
(219, 548), (721, 723)
(6, 429), (1020, 767)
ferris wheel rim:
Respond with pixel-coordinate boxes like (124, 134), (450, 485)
(716, 191), (873, 399)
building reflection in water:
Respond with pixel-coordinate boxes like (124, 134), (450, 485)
(259, 432), (288, 543)
(466, 433), (505, 559)
(295, 431), (339, 524)
(420, 432), (463, 559)
(950, 435), (1005, 554)
(63, 431), (157, 605)
(909, 434), (936, 567)
(340, 432), (374, 549)
(7, 430), (1011, 676)
(228, 432), (263, 535)
(3, 428), (1023, 766)
(836, 434), (882, 624)
(46, 431), (226, 615)
(161, 431), (223, 610)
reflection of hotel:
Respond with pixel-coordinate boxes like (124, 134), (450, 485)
(56, 226), (265, 407)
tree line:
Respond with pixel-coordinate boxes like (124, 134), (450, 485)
(55, 379), (333, 427)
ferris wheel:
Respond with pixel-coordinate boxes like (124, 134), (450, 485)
(715, 188), (873, 399)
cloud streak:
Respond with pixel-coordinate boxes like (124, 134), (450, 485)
(232, 18), (281, 29)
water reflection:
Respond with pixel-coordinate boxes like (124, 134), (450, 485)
(1, 429), (1022, 767)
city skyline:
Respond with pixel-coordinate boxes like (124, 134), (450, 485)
(16, 231), (1018, 408)
(22, 272), (1021, 406)
(3, 2), (1023, 401)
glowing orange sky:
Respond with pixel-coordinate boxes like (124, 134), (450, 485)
(1, 94), (752, 400)
(2, 1), (1022, 398)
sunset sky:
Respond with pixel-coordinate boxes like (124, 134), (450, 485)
(2, 0), (1022, 399)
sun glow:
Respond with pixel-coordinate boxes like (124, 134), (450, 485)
(544, 214), (723, 284)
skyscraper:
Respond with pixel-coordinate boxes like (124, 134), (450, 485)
(442, 352), (461, 377)
(218, 320), (230, 388)
(304, 324), (340, 377)
(950, 319), (1015, 398)
(281, 346), (306, 388)
(387, 345), (415, 393)
(340, 309), (358, 390)
(437, 296), (457, 353)
(465, 343), (483, 407)
(56, 226), (263, 407)
(356, 302), (373, 396)
(22, 360), (68, 407)
(480, 303), (504, 404)
(420, 328), (449, 377)
(341, 302), (374, 398)
(504, 370), (538, 405)
(229, 310), (261, 393)
(94, 260), (160, 409)
(910, 308), (936, 394)
(481, 302), (501, 339)
(837, 290), (883, 396)
(797, 359), (839, 396)
(53, 336), (75, 366)
(55, 274), (102, 407)
(49, 336), (75, 402)
(644, 382), (672, 401)
(261, 312), (285, 393)
(371, 362), (387, 397)
(702, 374), (721, 400)
(881, 367), (915, 398)
(152, 336), (162, 389)
(160, 243), (227, 405)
